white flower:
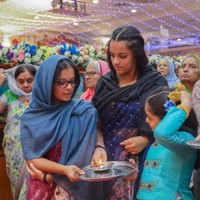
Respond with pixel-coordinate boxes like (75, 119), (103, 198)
(89, 58), (94, 62)
(77, 56), (83, 64)
(36, 49), (43, 56)
(89, 47), (95, 53)
(48, 49), (54, 55)
(12, 49), (18, 56)
(80, 51), (85, 56)
(24, 58), (31, 64)
(2, 47), (8, 55)
(52, 48), (58, 54)
(97, 52), (103, 58)
(83, 55), (90, 61)
(32, 55), (40, 62)
(89, 53), (95, 58)
(40, 46), (46, 50)
(65, 44), (70, 50)
(64, 51), (71, 58)
(79, 47), (85, 51)
(72, 55), (78, 61)
(25, 53), (31, 58)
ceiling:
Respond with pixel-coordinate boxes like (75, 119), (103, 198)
(0, 0), (200, 50)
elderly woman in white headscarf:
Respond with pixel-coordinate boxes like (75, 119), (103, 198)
(157, 57), (180, 88)
(0, 64), (38, 200)
(80, 60), (110, 102)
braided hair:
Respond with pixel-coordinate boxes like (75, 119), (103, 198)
(107, 26), (149, 78)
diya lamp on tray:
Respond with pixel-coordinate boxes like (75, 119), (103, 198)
(91, 158), (113, 172)
(73, 159), (137, 181)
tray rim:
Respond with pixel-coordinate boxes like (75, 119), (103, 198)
(74, 160), (137, 182)
(186, 140), (200, 149)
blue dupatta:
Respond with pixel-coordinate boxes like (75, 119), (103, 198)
(164, 59), (180, 88)
(20, 55), (101, 199)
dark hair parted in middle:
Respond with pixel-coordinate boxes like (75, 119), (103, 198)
(53, 58), (80, 96)
(146, 86), (198, 137)
(15, 64), (37, 79)
(107, 26), (149, 78)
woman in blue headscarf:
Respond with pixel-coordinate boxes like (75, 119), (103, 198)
(20, 55), (102, 200)
(157, 57), (180, 88)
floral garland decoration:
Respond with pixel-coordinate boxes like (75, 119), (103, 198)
(0, 43), (108, 67)
(164, 83), (186, 111)
(0, 43), (14, 63)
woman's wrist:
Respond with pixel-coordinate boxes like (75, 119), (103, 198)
(95, 144), (106, 151)
(43, 173), (48, 183)
(43, 173), (53, 183)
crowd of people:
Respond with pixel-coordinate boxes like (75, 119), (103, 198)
(0, 25), (199, 200)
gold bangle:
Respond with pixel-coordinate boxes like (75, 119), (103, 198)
(177, 104), (189, 118)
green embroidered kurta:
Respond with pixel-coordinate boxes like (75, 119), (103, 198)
(1, 90), (27, 200)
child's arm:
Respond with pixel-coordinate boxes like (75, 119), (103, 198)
(154, 91), (195, 157)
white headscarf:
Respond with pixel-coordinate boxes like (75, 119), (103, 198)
(6, 64), (39, 100)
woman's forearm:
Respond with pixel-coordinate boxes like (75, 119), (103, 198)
(96, 129), (105, 146)
(96, 118), (105, 146)
(27, 157), (65, 175)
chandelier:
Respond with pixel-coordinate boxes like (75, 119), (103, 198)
(51, 0), (86, 15)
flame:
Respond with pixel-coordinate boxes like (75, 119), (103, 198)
(99, 158), (104, 168)
(99, 158), (102, 165)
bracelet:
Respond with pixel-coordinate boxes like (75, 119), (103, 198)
(177, 104), (189, 118)
(95, 145), (106, 151)
(43, 173), (48, 183)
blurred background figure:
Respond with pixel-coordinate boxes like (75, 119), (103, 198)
(0, 68), (8, 96)
(81, 60), (110, 102)
(1, 64), (37, 200)
(179, 54), (200, 93)
(157, 57), (180, 88)
(179, 54), (200, 199)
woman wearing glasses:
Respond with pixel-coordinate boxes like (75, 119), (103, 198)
(80, 60), (110, 102)
(20, 55), (102, 200)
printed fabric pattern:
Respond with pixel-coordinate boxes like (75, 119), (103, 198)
(1, 90), (27, 200)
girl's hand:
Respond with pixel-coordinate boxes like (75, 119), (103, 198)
(120, 136), (149, 154)
(91, 147), (107, 167)
(124, 159), (138, 181)
(64, 165), (85, 182)
(26, 162), (44, 181)
(26, 162), (53, 183)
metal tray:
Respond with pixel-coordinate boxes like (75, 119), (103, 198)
(187, 140), (200, 149)
(74, 161), (137, 182)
